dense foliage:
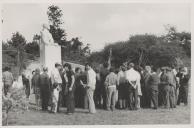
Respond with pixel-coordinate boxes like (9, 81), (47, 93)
(47, 5), (67, 45)
(88, 31), (191, 69)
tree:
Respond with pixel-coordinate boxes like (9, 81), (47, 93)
(33, 34), (41, 42)
(25, 41), (40, 57)
(82, 43), (91, 57)
(164, 24), (191, 57)
(148, 42), (186, 68)
(71, 37), (83, 53)
(164, 24), (178, 42)
(89, 32), (190, 69)
(8, 32), (26, 75)
(47, 5), (67, 45)
(24, 34), (40, 57)
(8, 32), (26, 50)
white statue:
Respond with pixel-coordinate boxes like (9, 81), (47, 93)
(40, 24), (54, 45)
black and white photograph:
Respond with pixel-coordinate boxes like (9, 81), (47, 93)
(1, 0), (192, 126)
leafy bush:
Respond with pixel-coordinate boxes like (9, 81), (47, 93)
(2, 87), (28, 126)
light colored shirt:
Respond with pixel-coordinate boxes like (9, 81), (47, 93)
(125, 68), (139, 82)
(105, 72), (118, 87)
(51, 68), (62, 85)
(52, 87), (60, 103)
(125, 68), (140, 89)
(86, 68), (96, 90)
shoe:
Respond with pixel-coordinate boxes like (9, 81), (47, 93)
(134, 108), (138, 110)
(67, 113), (73, 115)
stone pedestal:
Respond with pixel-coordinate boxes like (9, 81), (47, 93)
(40, 43), (61, 75)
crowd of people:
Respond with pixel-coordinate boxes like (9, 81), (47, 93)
(2, 61), (190, 115)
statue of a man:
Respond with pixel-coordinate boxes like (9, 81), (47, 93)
(40, 24), (54, 45)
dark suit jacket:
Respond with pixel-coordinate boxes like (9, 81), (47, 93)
(39, 73), (50, 91)
(148, 73), (160, 91)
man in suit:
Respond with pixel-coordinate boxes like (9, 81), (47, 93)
(148, 67), (160, 109)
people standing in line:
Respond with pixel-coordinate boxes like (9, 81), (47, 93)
(22, 73), (30, 99)
(141, 66), (152, 108)
(104, 68), (118, 111)
(31, 68), (41, 110)
(100, 63), (110, 109)
(2, 67), (14, 96)
(125, 63), (139, 110)
(63, 63), (76, 115)
(160, 67), (170, 109)
(50, 63), (62, 112)
(147, 67), (160, 109)
(39, 67), (50, 111)
(81, 63), (96, 114)
(117, 66), (127, 109)
(176, 67), (190, 106)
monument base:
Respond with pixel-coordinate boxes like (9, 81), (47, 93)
(40, 44), (61, 75)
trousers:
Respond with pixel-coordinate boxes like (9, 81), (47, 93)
(149, 89), (158, 108)
(169, 86), (176, 108)
(162, 85), (170, 108)
(41, 89), (49, 110)
(127, 84), (138, 110)
(66, 90), (75, 113)
(177, 86), (188, 105)
(86, 87), (96, 113)
(106, 86), (117, 109)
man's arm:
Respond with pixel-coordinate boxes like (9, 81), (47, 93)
(69, 75), (75, 91)
(117, 73), (120, 86)
(10, 73), (14, 85)
(104, 75), (109, 88)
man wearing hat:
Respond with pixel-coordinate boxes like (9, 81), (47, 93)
(39, 67), (51, 111)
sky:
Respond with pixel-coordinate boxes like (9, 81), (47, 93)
(2, 3), (190, 51)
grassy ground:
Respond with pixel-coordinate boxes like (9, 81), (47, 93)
(7, 103), (190, 125)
